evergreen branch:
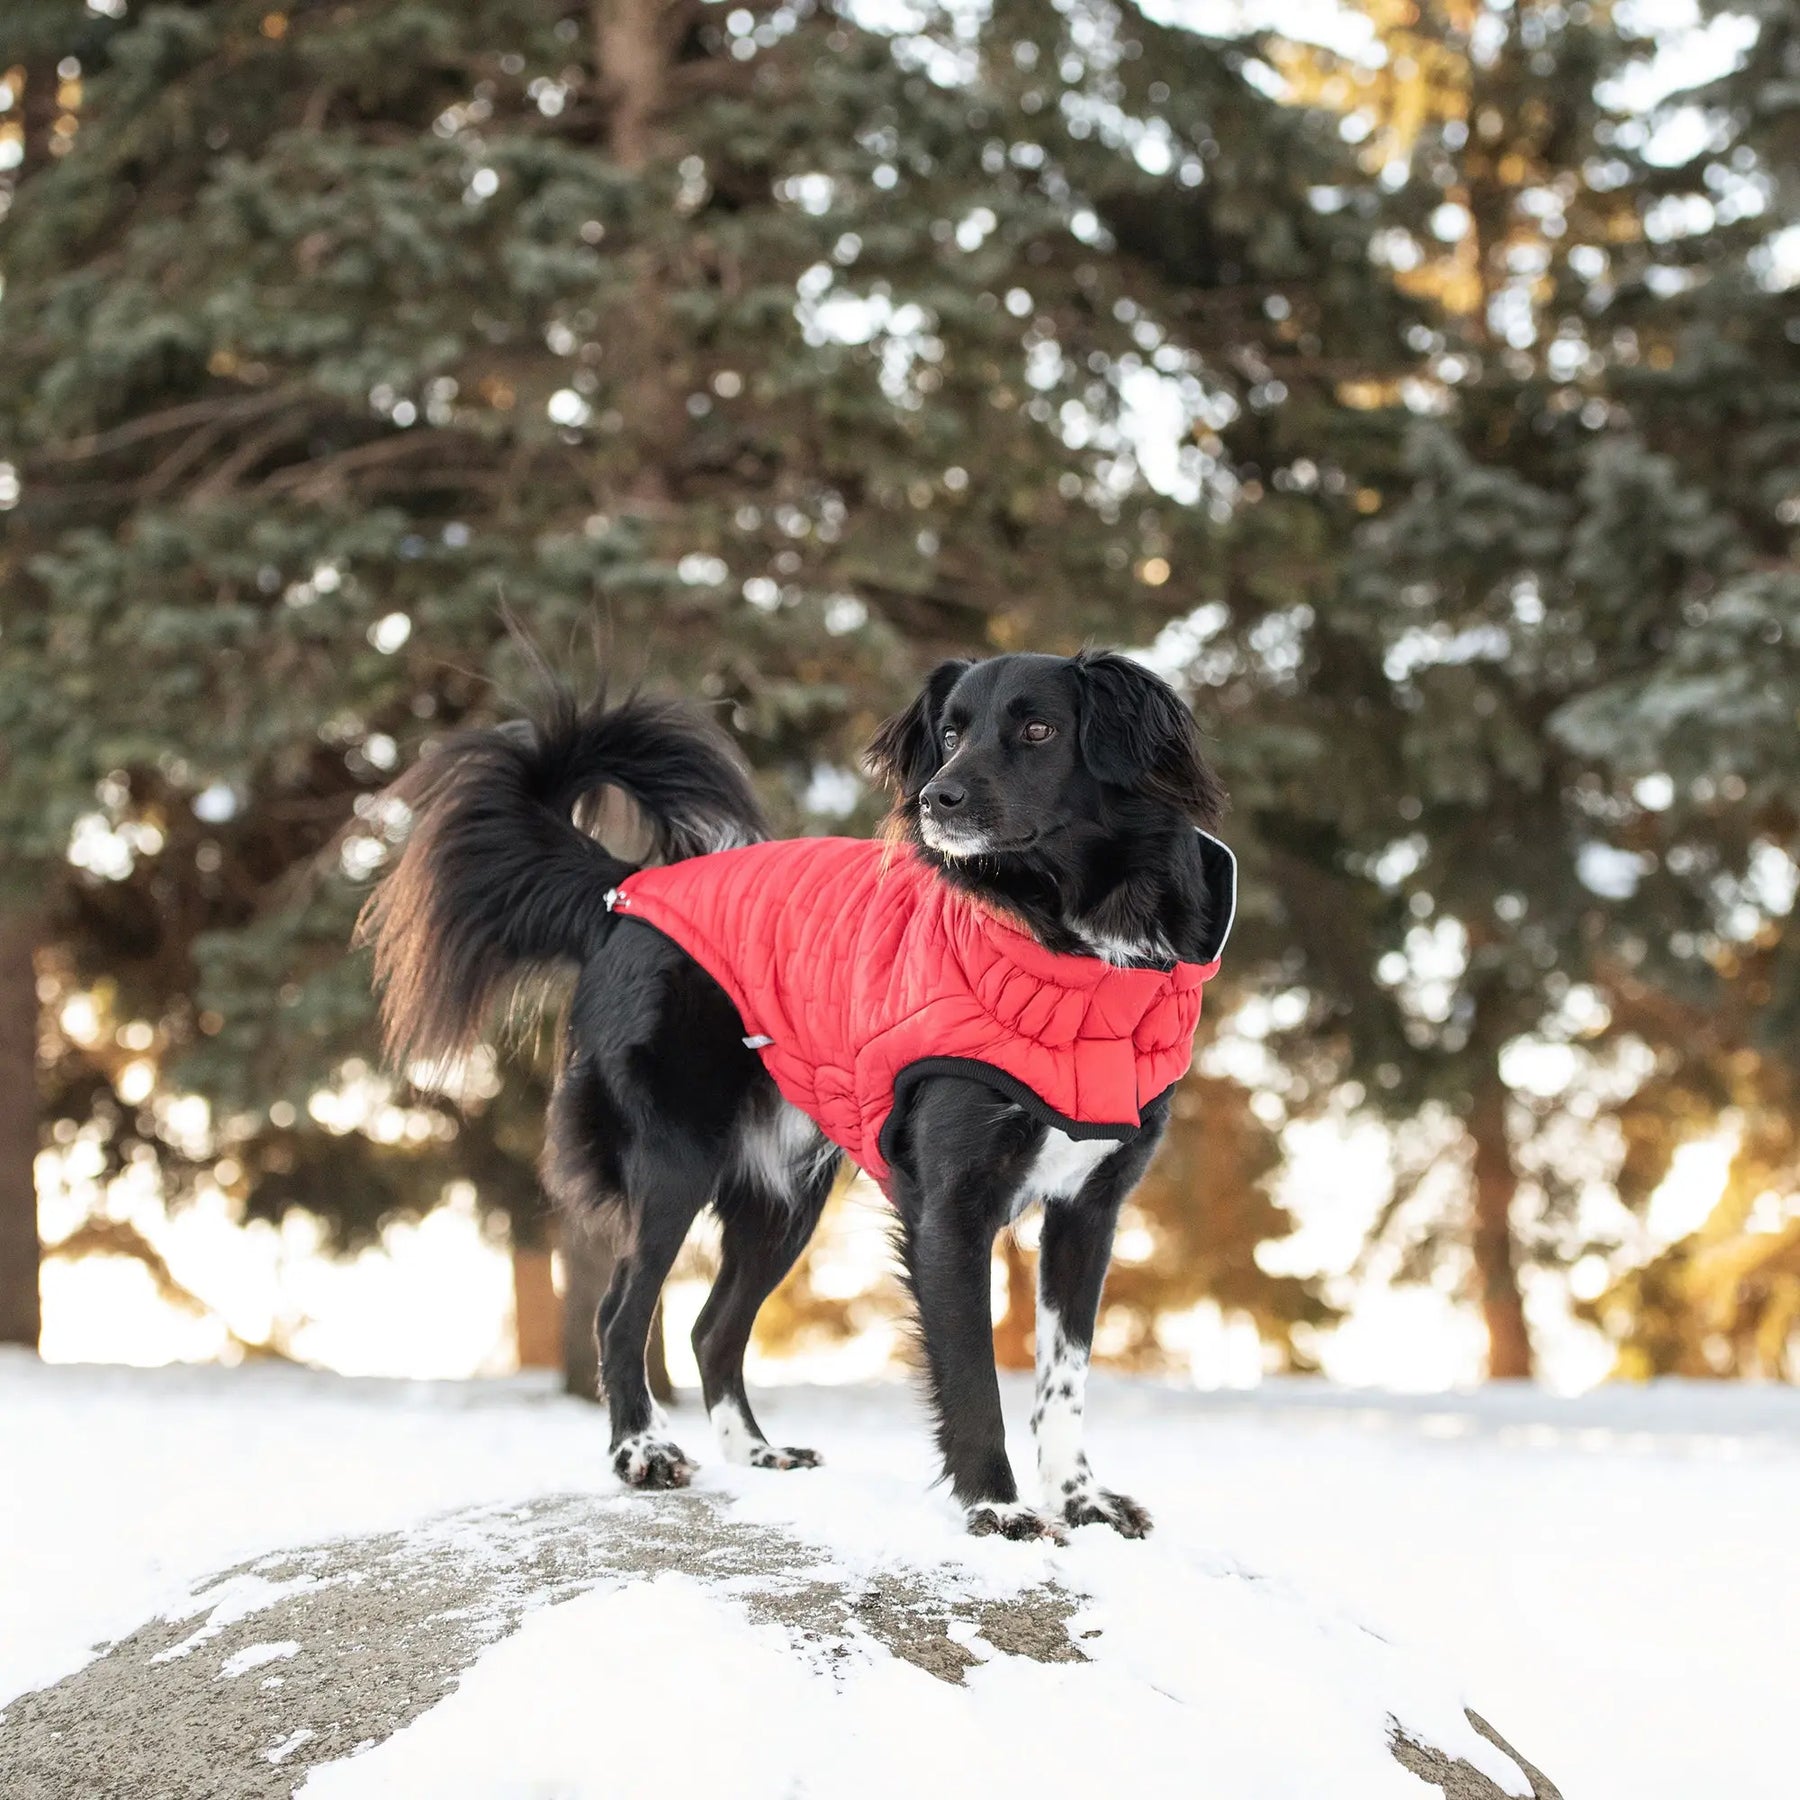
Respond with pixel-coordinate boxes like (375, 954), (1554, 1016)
(253, 429), (501, 500)
(186, 410), (328, 505)
(38, 388), (304, 463)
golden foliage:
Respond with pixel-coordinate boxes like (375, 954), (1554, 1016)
(1100, 1072), (1336, 1370)
(1587, 938), (1800, 1380)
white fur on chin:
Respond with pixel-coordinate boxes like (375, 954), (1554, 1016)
(918, 816), (992, 858)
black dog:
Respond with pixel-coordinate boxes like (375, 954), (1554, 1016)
(361, 650), (1229, 1539)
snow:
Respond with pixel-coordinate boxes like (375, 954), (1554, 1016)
(298, 1565), (1513, 1800)
(5, 1351), (1798, 1799)
(219, 1640), (300, 1679)
(150, 1572), (327, 1665)
(265, 1727), (315, 1765)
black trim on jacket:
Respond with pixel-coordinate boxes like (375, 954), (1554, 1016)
(877, 1055), (1171, 1177)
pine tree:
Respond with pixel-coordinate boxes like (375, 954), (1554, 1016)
(1546, 0), (1800, 1377)
(0, 2), (1415, 1369)
(1240, 0), (1798, 1378)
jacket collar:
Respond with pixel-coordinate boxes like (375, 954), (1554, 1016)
(928, 827), (1235, 989)
(918, 830), (1234, 1045)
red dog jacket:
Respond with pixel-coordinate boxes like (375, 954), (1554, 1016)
(606, 835), (1234, 1192)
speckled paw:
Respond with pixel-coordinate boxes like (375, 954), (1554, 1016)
(966, 1501), (1067, 1542)
(1061, 1487), (1153, 1539)
(612, 1435), (697, 1490)
(747, 1444), (823, 1471)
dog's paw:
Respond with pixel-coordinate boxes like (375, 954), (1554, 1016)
(966, 1501), (1066, 1543)
(746, 1443), (822, 1471)
(612, 1434), (697, 1491)
(1060, 1486), (1153, 1539)
(709, 1401), (821, 1471)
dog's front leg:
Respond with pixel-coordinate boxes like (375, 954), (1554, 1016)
(1034, 1189), (1152, 1537)
(902, 1180), (1058, 1537)
(893, 1095), (1062, 1540)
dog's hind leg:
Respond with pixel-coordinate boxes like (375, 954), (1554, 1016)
(600, 1169), (713, 1490)
(694, 1149), (835, 1470)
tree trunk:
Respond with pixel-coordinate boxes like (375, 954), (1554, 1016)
(591, 0), (690, 512)
(558, 1212), (672, 1403)
(21, 59), (60, 182)
(560, 1213), (612, 1401)
(512, 1242), (562, 1369)
(549, 2), (677, 1411)
(993, 1233), (1035, 1371)
(1468, 1070), (1533, 1381)
(593, 0), (670, 172)
(0, 908), (43, 1350)
(647, 1300), (673, 1405)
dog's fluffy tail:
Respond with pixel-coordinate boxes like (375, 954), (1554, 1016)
(357, 675), (767, 1077)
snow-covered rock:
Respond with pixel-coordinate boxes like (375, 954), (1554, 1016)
(3, 1489), (1559, 1800)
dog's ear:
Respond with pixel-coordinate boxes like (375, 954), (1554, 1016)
(1074, 651), (1227, 826)
(865, 659), (972, 799)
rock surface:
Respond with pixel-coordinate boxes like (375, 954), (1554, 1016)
(1, 1492), (1561, 1800)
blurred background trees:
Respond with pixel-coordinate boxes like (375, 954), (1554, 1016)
(0, 0), (1793, 1390)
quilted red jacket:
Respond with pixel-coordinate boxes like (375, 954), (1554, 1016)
(605, 835), (1234, 1192)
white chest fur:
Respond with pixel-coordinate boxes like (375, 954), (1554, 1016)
(1013, 1126), (1118, 1214)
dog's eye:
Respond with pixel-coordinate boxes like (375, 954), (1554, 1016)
(942, 727), (959, 750)
(1023, 721), (1056, 743)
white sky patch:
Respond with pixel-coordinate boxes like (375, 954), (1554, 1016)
(67, 812), (161, 881)
(802, 763), (862, 819)
(1374, 915), (1468, 1029)
(38, 1179), (513, 1380)
(1742, 841), (1798, 919)
(1499, 1039), (1583, 1102)
(1605, 0), (1759, 116)
(368, 612), (411, 654)
(1644, 1127), (1737, 1248)
(823, 593), (868, 635)
(1116, 364), (1206, 503)
(546, 388), (590, 427)
(1577, 841), (1653, 900)
(1143, 0), (1380, 61)
(1383, 622), (1511, 683)
(1763, 224), (1800, 291)
(1133, 602), (1232, 689)
(192, 782), (241, 824)
(793, 268), (948, 412)
(1370, 834), (1428, 890)
(677, 552), (729, 586)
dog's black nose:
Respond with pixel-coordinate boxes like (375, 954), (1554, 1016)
(921, 778), (967, 813)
